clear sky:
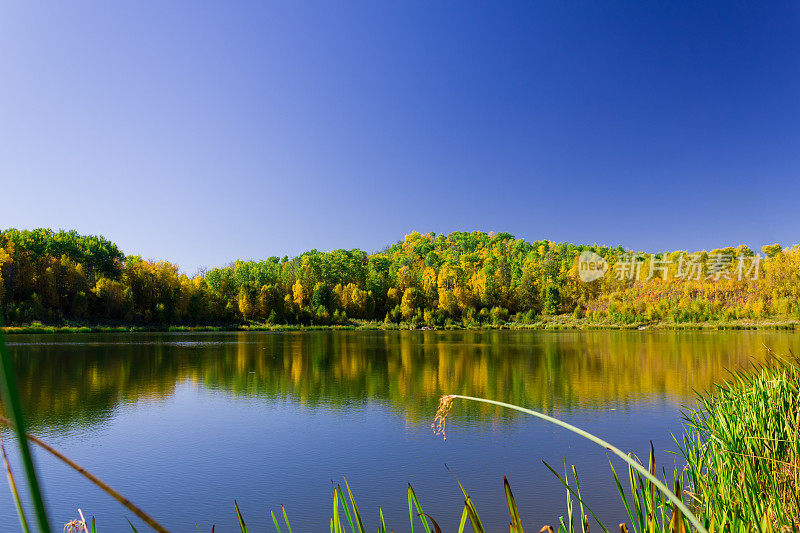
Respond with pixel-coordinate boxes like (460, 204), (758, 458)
(1, 2), (798, 273)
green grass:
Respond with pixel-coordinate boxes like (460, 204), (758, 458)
(0, 319), (51, 531)
(3, 317), (799, 334)
(675, 351), (799, 531)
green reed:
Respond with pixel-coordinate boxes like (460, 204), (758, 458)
(0, 319), (51, 531)
(674, 352), (799, 531)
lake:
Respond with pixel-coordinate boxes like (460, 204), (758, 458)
(2, 330), (797, 532)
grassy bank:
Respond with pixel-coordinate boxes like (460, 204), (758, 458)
(3, 316), (799, 334)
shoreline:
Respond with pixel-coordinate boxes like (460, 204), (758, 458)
(3, 318), (798, 334)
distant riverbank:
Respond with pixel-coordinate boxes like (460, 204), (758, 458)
(4, 229), (800, 341)
(3, 316), (798, 334)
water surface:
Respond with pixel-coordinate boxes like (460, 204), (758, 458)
(2, 330), (796, 532)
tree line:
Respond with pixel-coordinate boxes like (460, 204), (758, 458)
(1, 228), (797, 327)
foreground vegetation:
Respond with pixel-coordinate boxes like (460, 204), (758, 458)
(2, 228), (799, 330)
(677, 351), (799, 530)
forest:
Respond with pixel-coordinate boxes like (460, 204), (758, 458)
(1, 228), (798, 327)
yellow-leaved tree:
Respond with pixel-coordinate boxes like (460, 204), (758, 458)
(292, 280), (305, 309)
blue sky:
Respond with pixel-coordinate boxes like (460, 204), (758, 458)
(1, 2), (798, 273)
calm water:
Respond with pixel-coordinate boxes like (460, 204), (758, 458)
(2, 330), (798, 532)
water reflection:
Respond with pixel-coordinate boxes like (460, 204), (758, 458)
(5, 330), (792, 431)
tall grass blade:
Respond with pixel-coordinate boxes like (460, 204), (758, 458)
(457, 504), (469, 533)
(407, 484), (432, 533)
(420, 513), (443, 533)
(333, 485), (342, 533)
(563, 458), (574, 533)
(667, 479), (686, 533)
(343, 477), (366, 533)
(281, 505), (293, 533)
(444, 465), (486, 533)
(0, 439), (30, 533)
(0, 328), (51, 532)
(234, 500), (249, 533)
(571, 466), (587, 533)
(504, 476), (524, 533)
(464, 499), (486, 533)
(336, 484), (356, 533)
(542, 462), (610, 533)
(271, 509), (282, 533)
(609, 463), (636, 531)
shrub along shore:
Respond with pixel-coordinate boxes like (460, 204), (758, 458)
(2, 317), (799, 334)
(0, 317), (800, 334)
